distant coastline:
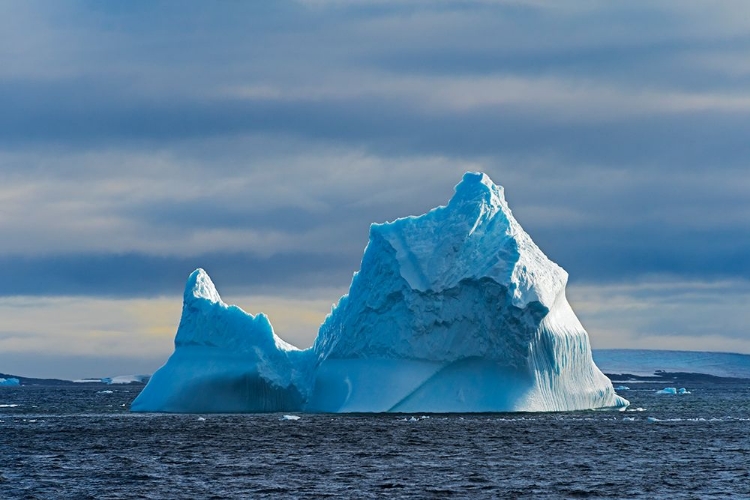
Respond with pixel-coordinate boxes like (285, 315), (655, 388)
(0, 372), (149, 387)
(593, 349), (750, 381)
(3, 349), (750, 387)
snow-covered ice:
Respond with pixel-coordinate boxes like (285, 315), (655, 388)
(131, 172), (627, 413)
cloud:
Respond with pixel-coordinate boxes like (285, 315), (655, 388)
(2, 0), (750, 376)
(0, 290), (340, 379)
(4, 277), (750, 380)
(1, 139), (748, 297)
(569, 279), (750, 350)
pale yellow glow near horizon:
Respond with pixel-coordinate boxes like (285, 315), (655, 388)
(0, 291), (342, 361)
(1, 279), (749, 376)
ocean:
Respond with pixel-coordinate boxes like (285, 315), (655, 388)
(1, 380), (749, 499)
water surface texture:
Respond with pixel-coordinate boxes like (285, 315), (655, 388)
(1, 382), (749, 499)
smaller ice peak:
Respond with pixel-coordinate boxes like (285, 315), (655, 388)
(175, 269), (300, 353)
(185, 268), (222, 305)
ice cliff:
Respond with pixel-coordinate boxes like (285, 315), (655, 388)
(131, 270), (311, 412)
(131, 172), (627, 413)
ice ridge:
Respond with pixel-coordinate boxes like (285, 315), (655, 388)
(131, 172), (627, 413)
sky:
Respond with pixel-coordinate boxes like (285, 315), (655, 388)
(2, 0), (750, 379)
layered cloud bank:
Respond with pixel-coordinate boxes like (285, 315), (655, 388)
(132, 173), (627, 413)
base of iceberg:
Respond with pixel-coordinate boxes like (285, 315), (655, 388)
(132, 173), (627, 413)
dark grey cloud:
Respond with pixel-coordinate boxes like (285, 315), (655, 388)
(1, 0), (749, 296)
(0, 252), (359, 298)
(3, 80), (750, 174)
(4, 0), (750, 375)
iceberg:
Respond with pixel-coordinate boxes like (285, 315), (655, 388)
(132, 172), (627, 413)
(0, 377), (20, 387)
(656, 387), (691, 395)
(656, 387), (678, 395)
(130, 269), (310, 413)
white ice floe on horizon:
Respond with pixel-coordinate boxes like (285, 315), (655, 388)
(131, 172), (626, 414)
(105, 375), (150, 385)
(73, 375), (149, 384)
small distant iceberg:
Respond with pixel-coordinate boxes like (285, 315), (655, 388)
(656, 387), (690, 395)
(103, 375), (150, 385)
(615, 385), (630, 391)
(73, 375), (149, 385)
(0, 378), (20, 387)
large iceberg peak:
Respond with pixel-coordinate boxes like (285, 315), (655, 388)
(449, 171), (506, 211)
(185, 268), (222, 305)
(371, 171), (565, 308)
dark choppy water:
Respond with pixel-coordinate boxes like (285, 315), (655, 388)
(1, 381), (749, 499)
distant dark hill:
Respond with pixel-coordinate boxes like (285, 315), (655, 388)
(0, 373), (148, 387)
(593, 349), (750, 381)
(0, 373), (80, 386)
